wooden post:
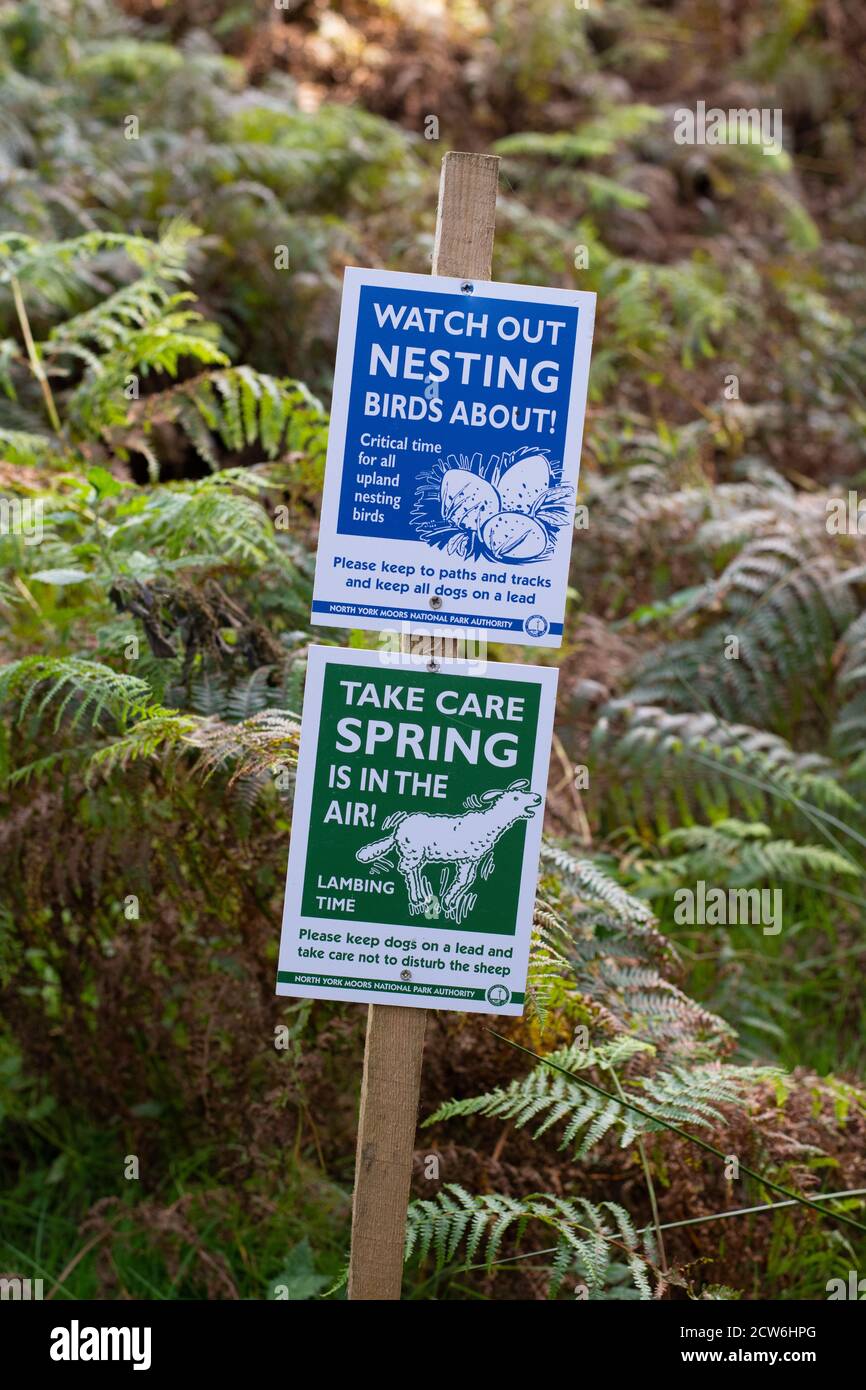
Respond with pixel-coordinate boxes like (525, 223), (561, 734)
(347, 152), (500, 1301)
(431, 151), (500, 281)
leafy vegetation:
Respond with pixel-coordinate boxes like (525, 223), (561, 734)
(1, 0), (865, 1300)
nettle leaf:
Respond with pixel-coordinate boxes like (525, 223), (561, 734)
(268, 1239), (329, 1301)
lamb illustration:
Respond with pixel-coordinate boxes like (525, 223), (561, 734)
(355, 779), (542, 925)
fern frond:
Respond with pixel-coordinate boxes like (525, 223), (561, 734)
(0, 426), (59, 467)
(0, 657), (152, 734)
(832, 610), (866, 772)
(591, 702), (856, 836)
(541, 842), (655, 924)
(111, 476), (285, 569)
(47, 279), (184, 356)
(426, 1051), (776, 1162)
(627, 539), (861, 728)
(0, 225), (194, 313)
(182, 709), (301, 784)
(140, 369), (329, 470)
(86, 709), (197, 777)
(405, 1183), (654, 1299)
(653, 819), (861, 886)
(494, 106), (662, 161)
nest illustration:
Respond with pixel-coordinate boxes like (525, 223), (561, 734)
(410, 447), (573, 564)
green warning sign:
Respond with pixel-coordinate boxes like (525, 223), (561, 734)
(277, 646), (557, 1014)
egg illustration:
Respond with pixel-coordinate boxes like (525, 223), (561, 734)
(440, 468), (500, 532)
(480, 511), (550, 561)
(495, 453), (551, 514)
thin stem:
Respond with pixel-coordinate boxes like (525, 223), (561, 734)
(687, 745), (866, 858)
(610, 1066), (667, 1271)
(451, 1188), (866, 1277)
(641, 1187), (866, 1236)
(673, 670), (866, 860)
(11, 274), (63, 435)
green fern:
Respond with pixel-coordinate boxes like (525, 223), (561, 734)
(494, 105), (662, 162)
(525, 903), (574, 1029)
(109, 474), (286, 570)
(627, 537), (860, 729)
(0, 426), (57, 466)
(590, 701), (857, 836)
(189, 665), (304, 724)
(425, 1043), (770, 1158)
(832, 608), (866, 773)
(650, 819), (861, 888)
(406, 1183), (653, 1299)
(541, 842), (655, 925)
(538, 842), (731, 1053)
(156, 368), (328, 470)
(0, 656), (152, 734)
(0, 223), (195, 314)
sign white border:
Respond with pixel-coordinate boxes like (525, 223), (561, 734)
(277, 646), (558, 1014)
(311, 268), (596, 648)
